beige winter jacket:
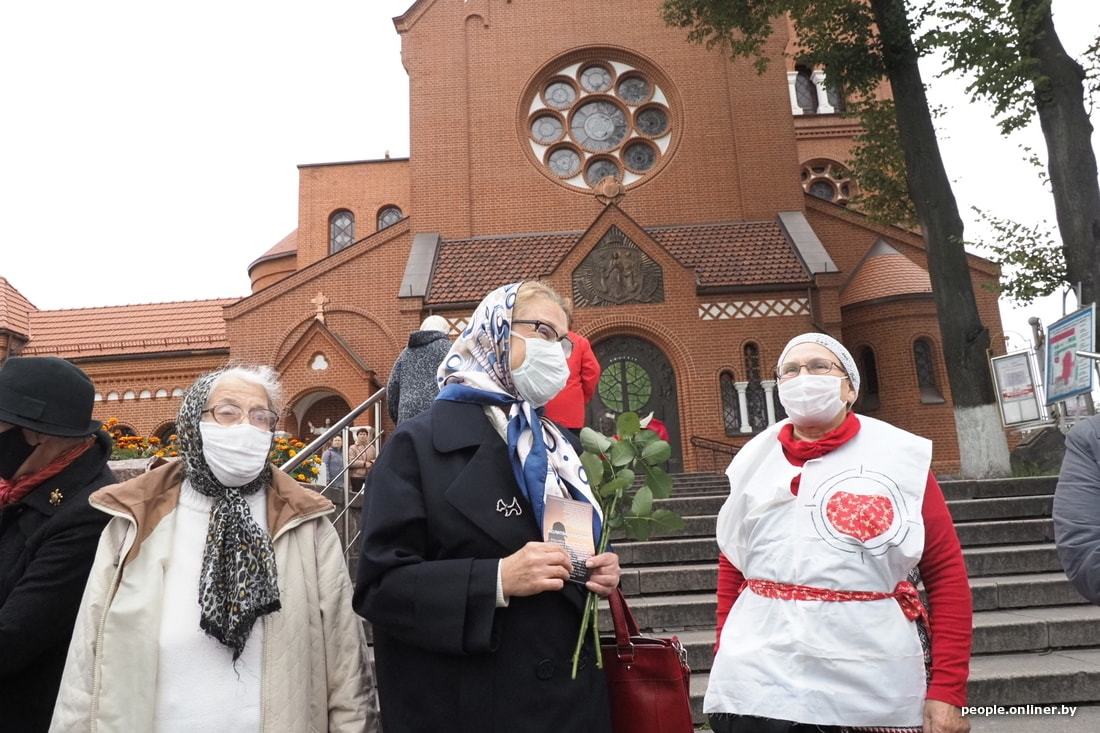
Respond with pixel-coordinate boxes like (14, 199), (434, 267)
(49, 461), (378, 733)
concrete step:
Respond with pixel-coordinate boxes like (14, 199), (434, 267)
(965, 543), (1061, 577)
(956, 518), (1053, 547)
(968, 648), (1100, 707)
(619, 540), (1061, 577)
(971, 572), (1087, 611)
(939, 475), (1057, 501)
(949, 495), (1053, 522)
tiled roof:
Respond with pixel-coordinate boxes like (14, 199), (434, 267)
(248, 229), (298, 271)
(425, 232), (580, 304)
(0, 277), (36, 337)
(647, 221), (811, 287)
(424, 221), (810, 305)
(22, 298), (238, 358)
(840, 242), (932, 307)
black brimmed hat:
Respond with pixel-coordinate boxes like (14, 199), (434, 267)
(0, 356), (101, 436)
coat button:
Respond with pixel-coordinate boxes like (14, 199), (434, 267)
(535, 659), (555, 680)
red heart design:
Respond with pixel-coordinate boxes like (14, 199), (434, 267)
(825, 491), (895, 543)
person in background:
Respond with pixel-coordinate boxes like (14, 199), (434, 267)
(50, 365), (376, 732)
(386, 315), (452, 425)
(705, 333), (971, 733)
(543, 321), (601, 438)
(0, 357), (115, 732)
(1054, 414), (1100, 603)
(348, 426), (377, 490)
(323, 434), (345, 486)
(355, 281), (619, 732)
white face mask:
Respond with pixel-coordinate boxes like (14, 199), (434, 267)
(778, 374), (848, 428)
(511, 335), (570, 407)
(199, 421), (273, 487)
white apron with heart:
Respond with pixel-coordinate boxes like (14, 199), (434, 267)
(703, 415), (931, 727)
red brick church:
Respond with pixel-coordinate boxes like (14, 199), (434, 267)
(0, 0), (1005, 474)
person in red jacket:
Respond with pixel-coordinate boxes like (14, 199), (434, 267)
(543, 331), (601, 436)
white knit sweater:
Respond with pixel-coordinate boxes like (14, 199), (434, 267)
(152, 480), (268, 733)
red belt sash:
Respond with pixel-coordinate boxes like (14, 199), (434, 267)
(743, 578), (929, 627)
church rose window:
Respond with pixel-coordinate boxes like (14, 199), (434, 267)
(800, 159), (853, 205)
(522, 50), (678, 191)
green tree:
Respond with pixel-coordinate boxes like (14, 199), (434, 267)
(663, 0), (1010, 477)
(931, 0), (1100, 341)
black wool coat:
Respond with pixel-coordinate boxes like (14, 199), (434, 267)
(0, 430), (115, 733)
(354, 399), (612, 733)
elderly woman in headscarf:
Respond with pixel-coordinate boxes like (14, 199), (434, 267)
(704, 334), (973, 733)
(354, 281), (620, 732)
(50, 365), (377, 733)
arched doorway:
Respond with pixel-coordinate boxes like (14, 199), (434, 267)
(290, 390), (352, 441)
(586, 336), (682, 473)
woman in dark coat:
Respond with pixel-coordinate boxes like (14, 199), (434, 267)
(355, 281), (620, 733)
(0, 357), (114, 732)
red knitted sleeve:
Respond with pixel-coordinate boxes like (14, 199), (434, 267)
(919, 472), (973, 708)
(714, 553), (745, 652)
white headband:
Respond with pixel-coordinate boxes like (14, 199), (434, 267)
(777, 333), (860, 394)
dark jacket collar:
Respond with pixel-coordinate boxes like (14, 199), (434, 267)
(20, 430), (114, 516)
(431, 399), (497, 453)
(408, 330), (449, 348)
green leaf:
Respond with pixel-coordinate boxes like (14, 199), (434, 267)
(624, 516), (652, 541)
(579, 427), (611, 454)
(614, 468), (635, 488)
(633, 428), (659, 445)
(645, 465), (673, 499)
(600, 475), (630, 499)
(609, 439), (635, 466)
(579, 452), (604, 487)
(616, 412), (641, 438)
(651, 508), (684, 534)
(607, 515), (625, 529)
(631, 485), (654, 516)
(641, 440), (671, 465)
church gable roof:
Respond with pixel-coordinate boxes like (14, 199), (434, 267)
(0, 277), (37, 337)
(423, 219), (811, 306)
(22, 298), (237, 359)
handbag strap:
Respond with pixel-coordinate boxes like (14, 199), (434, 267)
(608, 588), (641, 646)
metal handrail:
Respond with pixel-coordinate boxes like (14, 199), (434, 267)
(280, 387), (386, 560)
(690, 435), (740, 473)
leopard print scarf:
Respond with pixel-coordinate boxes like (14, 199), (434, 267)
(176, 370), (281, 659)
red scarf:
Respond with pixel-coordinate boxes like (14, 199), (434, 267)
(0, 437), (94, 508)
(777, 412), (860, 495)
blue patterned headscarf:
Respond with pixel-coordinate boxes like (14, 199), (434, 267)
(435, 283), (603, 538)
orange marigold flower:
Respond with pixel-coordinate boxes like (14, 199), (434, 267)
(155, 450), (165, 457)
(288, 449), (297, 458)
(295, 473), (307, 481)
(310, 466), (319, 475)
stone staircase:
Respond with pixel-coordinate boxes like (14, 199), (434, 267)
(602, 472), (1100, 725)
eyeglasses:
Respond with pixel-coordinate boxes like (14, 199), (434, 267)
(776, 359), (846, 381)
(513, 319), (573, 357)
(202, 402), (280, 431)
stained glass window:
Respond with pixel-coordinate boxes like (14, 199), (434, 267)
(330, 210), (354, 253)
(377, 206), (402, 231)
(720, 371), (741, 436)
(914, 338), (945, 404)
(580, 64), (613, 93)
(531, 115), (564, 144)
(584, 158), (621, 186)
(635, 106), (669, 137)
(744, 342), (768, 432)
(571, 100), (629, 152)
(547, 146), (582, 177)
(544, 80), (577, 110)
(617, 75), (650, 104)
(795, 66), (818, 113)
(623, 141), (657, 172)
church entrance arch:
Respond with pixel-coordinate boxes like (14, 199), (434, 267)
(290, 390), (352, 441)
(585, 336), (682, 473)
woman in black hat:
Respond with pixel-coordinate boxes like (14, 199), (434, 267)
(0, 356), (115, 733)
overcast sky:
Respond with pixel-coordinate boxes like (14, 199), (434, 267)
(1, 0), (1097, 353)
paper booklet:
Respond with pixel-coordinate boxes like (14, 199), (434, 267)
(543, 495), (595, 584)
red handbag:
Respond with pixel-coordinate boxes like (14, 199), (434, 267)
(600, 588), (694, 732)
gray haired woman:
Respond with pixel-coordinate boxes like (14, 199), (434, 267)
(51, 365), (377, 732)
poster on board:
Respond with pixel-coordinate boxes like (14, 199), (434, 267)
(990, 351), (1045, 426)
(1044, 304), (1096, 405)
